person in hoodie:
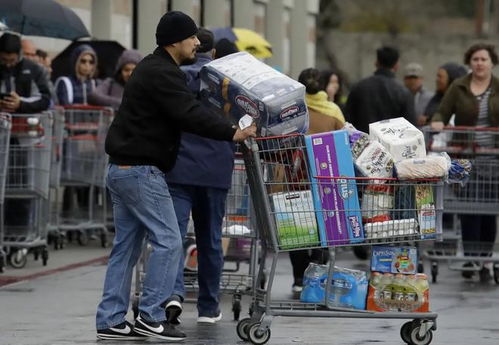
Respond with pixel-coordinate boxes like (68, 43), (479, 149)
(420, 62), (468, 126)
(88, 49), (143, 110)
(55, 44), (98, 105)
(163, 29), (239, 325)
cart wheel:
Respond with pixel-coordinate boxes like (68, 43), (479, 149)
(33, 249), (40, 261)
(232, 295), (242, 321)
(431, 262), (438, 283)
(236, 318), (253, 341)
(409, 326), (433, 345)
(42, 248), (49, 266)
(77, 231), (89, 246)
(9, 250), (28, 269)
(100, 233), (108, 248)
(247, 322), (271, 345)
(400, 321), (413, 344)
(0, 255), (4, 273)
(493, 266), (499, 284)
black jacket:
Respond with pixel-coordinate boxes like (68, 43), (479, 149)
(0, 58), (51, 113)
(345, 68), (415, 132)
(105, 47), (236, 172)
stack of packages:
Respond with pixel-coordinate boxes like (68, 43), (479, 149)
(348, 117), (446, 240)
(200, 52), (314, 250)
(367, 246), (430, 312)
(299, 246), (430, 313)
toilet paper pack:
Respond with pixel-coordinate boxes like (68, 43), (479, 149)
(369, 117), (426, 162)
(199, 52), (309, 136)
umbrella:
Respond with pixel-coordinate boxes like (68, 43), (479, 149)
(210, 27), (272, 58)
(0, 0), (90, 41)
(52, 40), (126, 81)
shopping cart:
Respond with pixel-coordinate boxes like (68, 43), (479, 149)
(421, 126), (499, 283)
(236, 134), (443, 345)
(3, 112), (53, 268)
(182, 154), (260, 321)
(44, 108), (65, 250)
(59, 105), (113, 248)
(0, 113), (11, 272)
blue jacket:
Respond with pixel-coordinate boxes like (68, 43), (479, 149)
(165, 53), (235, 189)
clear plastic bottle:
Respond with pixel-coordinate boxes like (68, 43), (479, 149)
(301, 263), (328, 303)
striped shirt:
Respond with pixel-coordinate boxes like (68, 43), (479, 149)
(474, 88), (494, 147)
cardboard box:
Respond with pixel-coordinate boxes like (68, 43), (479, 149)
(305, 130), (364, 246)
(270, 190), (320, 249)
(371, 246), (418, 274)
(415, 185), (437, 239)
(199, 52), (309, 136)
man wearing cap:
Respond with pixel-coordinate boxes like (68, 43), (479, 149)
(403, 62), (434, 126)
(95, 11), (256, 342)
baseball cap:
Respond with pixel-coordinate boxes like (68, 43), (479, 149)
(404, 62), (423, 78)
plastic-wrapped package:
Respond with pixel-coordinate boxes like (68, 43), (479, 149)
(300, 263), (328, 303)
(199, 52), (309, 136)
(355, 141), (394, 180)
(343, 122), (370, 159)
(326, 266), (368, 310)
(369, 117), (426, 162)
(361, 184), (394, 223)
(447, 159), (472, 185)
(395, 155), (449, 179)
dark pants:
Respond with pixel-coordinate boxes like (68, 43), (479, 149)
(168, 183), (228, 317)
(460, 214), (497, 256)
(289, 249), (328, 286)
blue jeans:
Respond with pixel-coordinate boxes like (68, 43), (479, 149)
(168, 183), (227, 317)
(96, 165), (182, 330)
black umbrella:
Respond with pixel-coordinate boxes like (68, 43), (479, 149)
(52, 40), (126, 81)
(0, 0), (90, 41)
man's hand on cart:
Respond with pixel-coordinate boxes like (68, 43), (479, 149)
(431, 121), (445, 131)
(232, 114), (257, 142)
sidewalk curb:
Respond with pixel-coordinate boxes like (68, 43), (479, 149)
(0, 255), (109, 288)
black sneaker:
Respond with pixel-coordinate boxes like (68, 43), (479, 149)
(165, 294), (183, 325)
(134, 314), (186, 341)
(97, 321), (147, 340)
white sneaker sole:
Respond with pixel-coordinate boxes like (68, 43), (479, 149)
(134, 327), (186, 341)
(197, 313), (222, 324)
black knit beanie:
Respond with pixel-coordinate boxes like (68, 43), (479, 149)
(156, 11), (198, 47)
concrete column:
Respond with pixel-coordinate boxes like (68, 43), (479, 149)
(233, 0), (254, 29)
(91, 0), (112, 39)
(289, 0), (307, 79)
(171, 0), (195, 17)
(204, 0), (228, 27)
(137, 0), (166, 55)
(265, 0), (284, 72)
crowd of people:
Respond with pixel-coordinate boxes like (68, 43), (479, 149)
(1, 10), (498, 342)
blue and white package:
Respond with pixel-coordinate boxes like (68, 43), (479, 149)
(371, 246), (418, 274)
(300, 263), (328, 303)
(326, 266), (368, 310)
(199, 52), (309, 136)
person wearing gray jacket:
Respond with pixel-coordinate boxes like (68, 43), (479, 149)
(88, 49), (143, 110)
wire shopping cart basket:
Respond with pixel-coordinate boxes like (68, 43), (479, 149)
(236, 134), (443, 345)
(4, 112), (53, 269)
(421, 126), (499, 283)
(59, 105), (113, 248)
(0, 113), (11, 272)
